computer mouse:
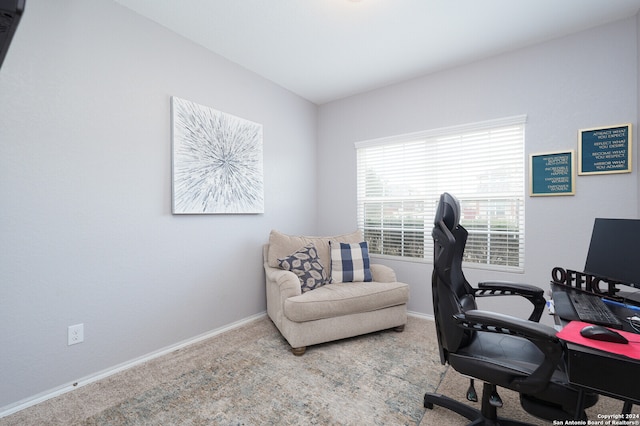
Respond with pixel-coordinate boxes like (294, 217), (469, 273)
(580, 325), (628, 344)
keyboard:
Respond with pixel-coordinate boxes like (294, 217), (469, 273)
(553, 290), (623, 329)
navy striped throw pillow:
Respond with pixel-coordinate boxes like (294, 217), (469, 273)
(329, 241), (372, 283)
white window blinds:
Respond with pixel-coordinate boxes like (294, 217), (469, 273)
(355, 116), (525, 271)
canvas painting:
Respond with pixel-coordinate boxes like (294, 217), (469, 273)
(171, 97), (264, 214)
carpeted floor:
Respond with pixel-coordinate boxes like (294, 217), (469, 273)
(1, 315), (637, 425)
(1, 316), (444, 425)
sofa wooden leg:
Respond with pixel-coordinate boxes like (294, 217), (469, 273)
(393, 325), (405, 332)
(291, 346), (306, 356)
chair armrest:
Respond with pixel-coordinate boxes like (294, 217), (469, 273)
(370, 264), (397, 282)
(475, 281), (546, 322)
(264, 264), (302, 298)
(455, 309), (563, 394)
(477, 281), (544, 297)
(458, 310), (557, 341)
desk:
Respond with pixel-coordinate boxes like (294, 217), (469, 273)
(551, 284), (640, 408)
(565, 341), (640, 404)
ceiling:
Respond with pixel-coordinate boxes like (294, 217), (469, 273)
(113, 0), (640, 105)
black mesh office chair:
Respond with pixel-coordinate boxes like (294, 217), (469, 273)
(424, 192), (598, 424)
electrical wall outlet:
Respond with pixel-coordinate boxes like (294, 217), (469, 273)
(68, 324), (84, 346)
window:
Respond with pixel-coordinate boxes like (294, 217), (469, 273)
(356, 116), (525, 271)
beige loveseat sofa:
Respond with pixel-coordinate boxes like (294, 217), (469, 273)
(264, 230), (409, 355)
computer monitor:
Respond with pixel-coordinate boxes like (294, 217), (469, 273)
(584, 218), (640, 289)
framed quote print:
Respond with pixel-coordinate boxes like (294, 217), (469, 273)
(578, 124), (632, 175)
(530, 150), (575, 196)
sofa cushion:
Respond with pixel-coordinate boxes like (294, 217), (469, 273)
(330, 241), (372, 283)
(267, 229), (363, 270)
(278, 244), (328, 293)
(283, 281), (409, 322)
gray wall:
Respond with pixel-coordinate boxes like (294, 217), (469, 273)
(0, 0), (317, 410)
(317, 16), (639, 319)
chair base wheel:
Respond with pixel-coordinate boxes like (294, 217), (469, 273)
(424, 383), (533, 426)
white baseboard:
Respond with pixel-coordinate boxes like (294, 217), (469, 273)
(0, 312), (267, 419)
(408, 310), (435, 321)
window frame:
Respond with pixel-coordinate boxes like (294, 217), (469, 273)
(355, 115), (526, 272)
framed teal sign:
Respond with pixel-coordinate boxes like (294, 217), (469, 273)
(530, 150), (575, 196)
(578, 124), (632, 175)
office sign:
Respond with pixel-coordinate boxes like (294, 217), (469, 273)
(530, 150), (575, 196)
(579, 124), (632, 175)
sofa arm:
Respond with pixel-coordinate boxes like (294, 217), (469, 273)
(370, 264), (397, 283)
(264, 264), (302, 298)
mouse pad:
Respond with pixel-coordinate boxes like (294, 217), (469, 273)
(556, 321), (640, 359)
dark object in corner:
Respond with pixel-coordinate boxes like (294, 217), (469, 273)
(0, 0), (25, 69)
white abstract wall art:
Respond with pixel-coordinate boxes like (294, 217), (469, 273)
(171, 97), (264, 214)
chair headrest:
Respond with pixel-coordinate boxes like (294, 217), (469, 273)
(434, 192), (460, 231)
